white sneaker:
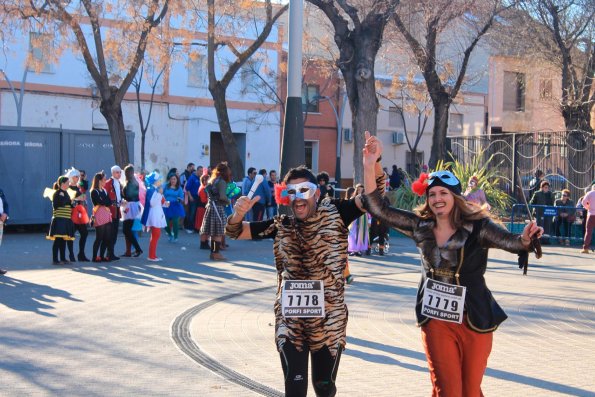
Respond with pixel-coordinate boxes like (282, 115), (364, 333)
(185, 229), (194, 234)
(148, 257), (163, 262)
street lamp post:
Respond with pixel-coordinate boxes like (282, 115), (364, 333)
(315, 93), (347, 187)
(280, 0), (305, 180)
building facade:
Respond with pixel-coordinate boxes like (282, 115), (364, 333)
(0, 16), (285, 176)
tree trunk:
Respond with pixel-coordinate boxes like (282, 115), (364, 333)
(351, 80), (379, 184)
(562, 104), (593, 133)
(100, 93), (130, 167)
(140, 127), (147, 172)
(563, 105), (594, 195)
(211, 85), (245, 181)
(338, 37), (381, 184)
(428, 95), (450, 169)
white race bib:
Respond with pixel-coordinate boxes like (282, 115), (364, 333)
(282, 280), (325, 318)
(421, 278), (467, 324)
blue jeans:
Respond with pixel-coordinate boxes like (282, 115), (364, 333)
(267, 205), (278, 220)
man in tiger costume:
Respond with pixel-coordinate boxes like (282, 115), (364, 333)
(226, 153), (385, 396)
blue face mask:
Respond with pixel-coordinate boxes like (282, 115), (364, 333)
(283, 182), (318, 201)
(427, 171), (462, 195)
(429, 171), (459, 186)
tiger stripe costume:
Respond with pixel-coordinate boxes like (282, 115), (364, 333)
(227, 173), (386, 358)
(269, 199), (349, 357)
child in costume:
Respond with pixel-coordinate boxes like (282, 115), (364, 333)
(141, 172), (168, 262)
(46, 176), (76, 265)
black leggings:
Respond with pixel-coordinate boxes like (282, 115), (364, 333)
(93, 224), (112, 259)
(67, 223), (89, 258)
(52, 238), (66, 262)
(279, 341), (342, 397)
(123, 220), (142, 252)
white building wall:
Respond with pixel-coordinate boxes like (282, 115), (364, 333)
(0, 22), (282, 177)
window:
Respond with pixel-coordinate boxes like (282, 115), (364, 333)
(539, 78), (553, 100)
(388, 106), (405, 128)
(406, 151), (424, 176)
(188, 54), (207, 88)
(449, 113), (463, 133)
(28, 32), (54, 73)
(503, 71), (525, 112)
(302, 85), (320, 113)
(240, 59), (262, 94)
(304, 141), (319, 172)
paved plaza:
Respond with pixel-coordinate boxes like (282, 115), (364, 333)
(1, 230), (594, 396)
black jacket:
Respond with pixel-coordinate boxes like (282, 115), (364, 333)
(0, 189), (8, 216)
(364, 189), (530, 333)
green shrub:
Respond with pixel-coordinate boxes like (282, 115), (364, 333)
(435, 150), (513, 217)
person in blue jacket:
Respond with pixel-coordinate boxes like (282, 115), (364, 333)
(163, 174), (185, 242)
(251, 169), (272, 221)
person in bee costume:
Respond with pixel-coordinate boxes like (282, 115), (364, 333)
(46, 176), (76, 265)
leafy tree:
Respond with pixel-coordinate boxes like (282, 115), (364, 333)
(131, 61), (166, 172)
(521, 0), (594, 133)
(306, 0), (401, 184)
(378, 72), (433, 175)
(392, 0), (514, 168)
(2, 0), (173, 166)
(500, 0), (594, 190)
(190, 0), (288, 179)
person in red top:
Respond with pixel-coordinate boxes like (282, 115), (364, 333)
(196, 174), (210, 249)
(103, 165), (123, 261)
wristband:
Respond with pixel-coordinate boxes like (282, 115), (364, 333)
(225, 215), (243, 238)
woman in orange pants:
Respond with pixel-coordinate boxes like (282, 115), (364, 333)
(362, 133), (544, 396)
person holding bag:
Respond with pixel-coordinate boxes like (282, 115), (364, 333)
(90, 171), (113, 262)
(65, 167), (90, 262)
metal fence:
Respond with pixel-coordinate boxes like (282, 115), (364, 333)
(448, 130), (595, 204)
(0, 127), (134, 225)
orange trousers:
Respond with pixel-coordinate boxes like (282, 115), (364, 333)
(148, 227), (161, 259)
(421, 318), (493, 397)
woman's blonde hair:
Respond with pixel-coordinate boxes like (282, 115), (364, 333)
(414, 191), (492, 229)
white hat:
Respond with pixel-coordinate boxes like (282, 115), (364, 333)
(111, 165), (122, 174)
(64, 167), (80, 179)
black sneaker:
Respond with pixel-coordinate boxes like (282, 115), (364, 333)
(111, 255), (121, 261)
(132, 250), (143, 258)
(0, 268), (7, 275)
